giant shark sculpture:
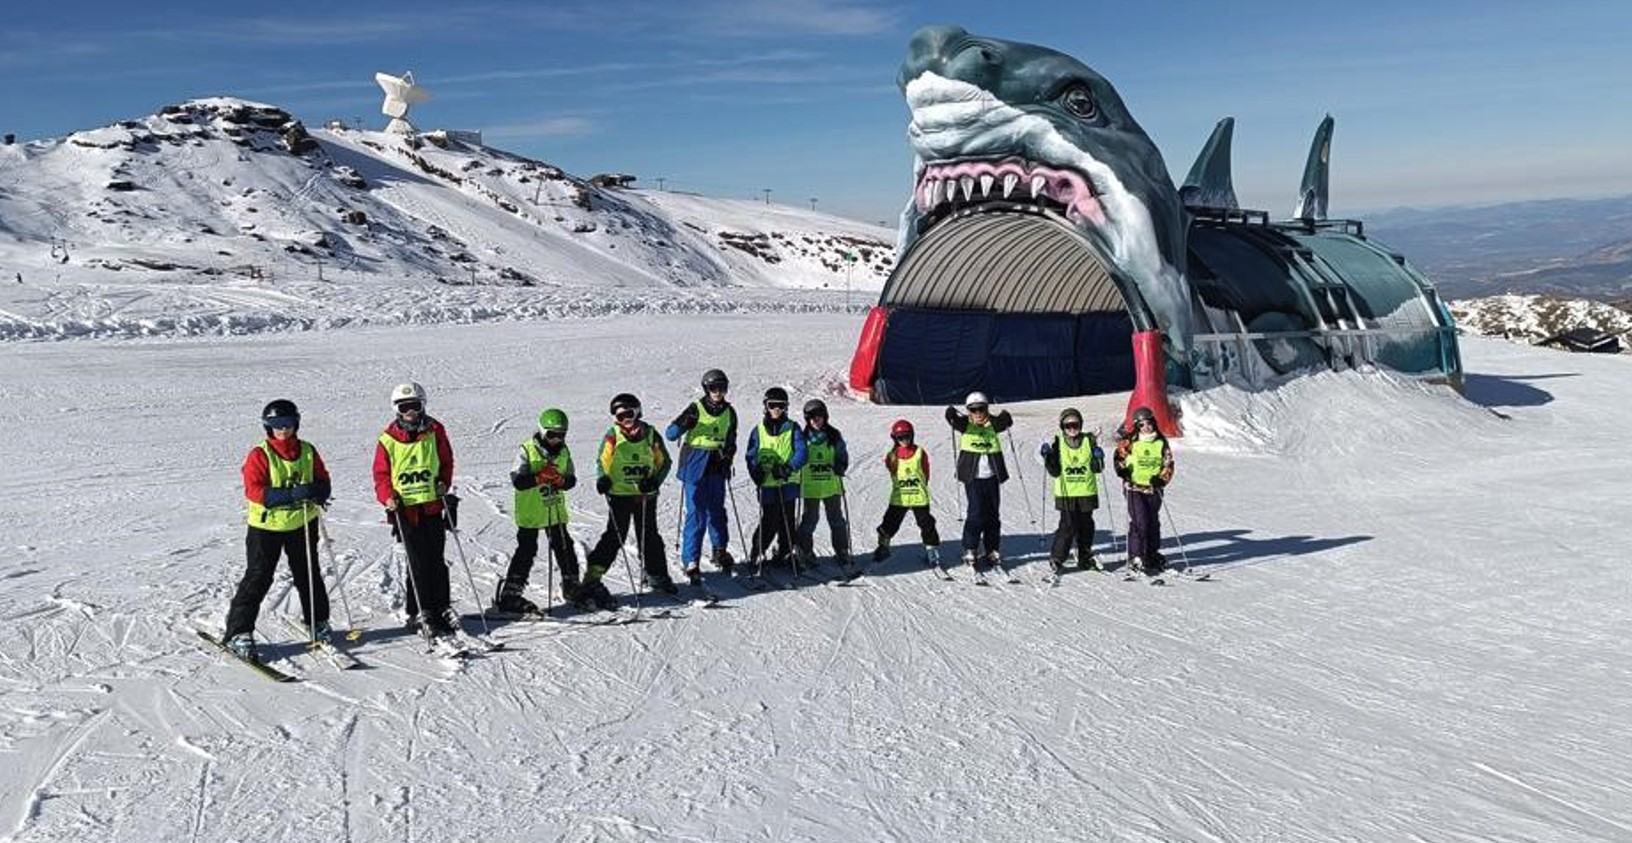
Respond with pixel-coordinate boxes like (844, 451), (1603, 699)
(852, 26), (1460, 423)
(896, 25), (1193, 358)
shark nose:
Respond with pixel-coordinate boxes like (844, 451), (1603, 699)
(899, 25), (1003, 89)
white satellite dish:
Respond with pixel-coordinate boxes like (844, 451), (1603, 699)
(375, 71), (431, 135)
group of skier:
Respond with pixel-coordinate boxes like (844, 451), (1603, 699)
(223, 370), (1177, 664)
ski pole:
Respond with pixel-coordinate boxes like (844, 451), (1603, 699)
(725, 476), (753, 570)
(443, 500), (493, 637)
(1160, 493), (1194, 576)
(1098, 470), (1123, 566)
(1003, 429), (1039, 529)
(776, 486), (801, 585)
(390, 508), (432, 635)
(316, 511), (360, 640)
(301, 502), (319, 644)
(543, 529), (556, 617)
(839, 487), (855, 567)
(674, 481), (687, 557)
(605, 493), (645, 616)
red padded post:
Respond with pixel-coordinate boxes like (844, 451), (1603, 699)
(1125, 329), (1181, 437)
(848, 306), (890, 398)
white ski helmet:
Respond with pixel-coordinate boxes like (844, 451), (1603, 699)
(391, 381), (427, 407)
(965, 391), (990, 410)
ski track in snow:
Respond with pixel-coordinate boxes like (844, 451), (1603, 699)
(0, 317), (1629, 842)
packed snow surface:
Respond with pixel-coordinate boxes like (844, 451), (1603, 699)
(1, 322), (1629, 842)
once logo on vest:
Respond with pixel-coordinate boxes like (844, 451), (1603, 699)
(398, 469), (434, 485)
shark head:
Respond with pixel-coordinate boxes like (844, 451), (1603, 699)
(895, 26), (1190, 351)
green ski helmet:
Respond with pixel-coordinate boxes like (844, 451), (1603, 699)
(537, 408), (569, 435)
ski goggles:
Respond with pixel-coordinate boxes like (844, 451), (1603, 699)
(264, 415), (299, 430)
(967, 404), (990, 415)
(395, 400), (424, 415)
(614, 407), (641, 422)
(764, 401), (788, 411)
(542, 430), (566, 442)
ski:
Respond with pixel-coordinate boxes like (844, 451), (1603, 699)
(989, 558), (1022, 584)
(195, 630), (299, 683)
(280, 616), (360, 670)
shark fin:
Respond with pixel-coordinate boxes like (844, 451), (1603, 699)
(1179, 117), (1238, 211)
(1292, 114), (1334, 222)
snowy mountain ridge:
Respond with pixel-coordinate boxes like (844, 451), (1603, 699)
(0, 98), (894, 340)
(1450, 293), (1632, 349)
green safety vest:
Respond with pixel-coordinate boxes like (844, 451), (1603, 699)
(1050, 435), (1100, 499)
(513, 438), (572, 528)
(605, 426), (656, 496)
(1128, 439), (1166, 487)
(685, 401), (733, 451)
(379, 430), (441, 506)
(245, 440), (318, 531)
(756, 422), (795, 489)
(889, 448), (930, 507)
(959, 423), (1002, 455)
(800, 434), (842, 499)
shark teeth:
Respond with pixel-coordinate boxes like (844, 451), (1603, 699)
(913, 159), (1104, 227)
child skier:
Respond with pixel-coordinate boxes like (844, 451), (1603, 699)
(1039, 407), (1105, 574)
(373, 382), (460, 640)
(745, 387), (807, 567)
(944, 391), (1014, 569)
(666, 368), (738, 582)
(1114, 406), (1175, 574)
(495, 407), (579, 615)
(795, 398), (851, 568)
(222, 399), (334, 663)
(585, 393), (675, 606)
(873, 419), (942, 565)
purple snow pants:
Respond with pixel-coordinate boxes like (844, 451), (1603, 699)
(1124, 487), (1164, 566)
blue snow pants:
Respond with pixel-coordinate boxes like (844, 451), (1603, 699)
(680, 474), (729, 566)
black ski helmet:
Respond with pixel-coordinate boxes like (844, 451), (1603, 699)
(763, 386), (789, 406)
(261, 399), (300, 431)
(609, 392), (642, 417)
(1131, 406), (1157, 426)
(701, 368), (729, 390)
(803, 398), (828, 418)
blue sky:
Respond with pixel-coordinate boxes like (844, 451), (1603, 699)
(4, 0), (1629, 224)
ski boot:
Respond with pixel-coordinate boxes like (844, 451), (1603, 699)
(492, 579), (540, 615)
(710, 547), (735, 573)
(1049, 556), (1067, 576)
(644, 574), (679, 595)
(225, 633), (259, 664)
(587, 581), (619, 611)
(682, 564), (703, 586)
(986, 550), (1003, 570)
(924, 545), (941, 566)
(872, 530), (892, 562)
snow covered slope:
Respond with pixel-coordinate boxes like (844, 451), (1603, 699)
(1, 323), (1628, 842)
(1451, 293), (1632, 349)
(0, 99), (893, 339)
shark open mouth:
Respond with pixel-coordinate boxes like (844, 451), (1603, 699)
(914, 158), (1107, 228)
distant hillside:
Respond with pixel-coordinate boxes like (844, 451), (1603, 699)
(0, 98), (894, 338)
(1449, 293), (1632, 350)
(1363, 195), (1632, 300)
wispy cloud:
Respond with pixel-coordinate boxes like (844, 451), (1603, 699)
(683, 0), (900, 37)
(482, 116), (598, 139)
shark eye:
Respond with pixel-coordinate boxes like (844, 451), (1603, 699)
(1061, 85), (1099, 119)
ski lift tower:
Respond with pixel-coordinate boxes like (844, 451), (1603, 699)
(375, 71), (431, 135)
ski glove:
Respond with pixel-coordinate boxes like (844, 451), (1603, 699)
(671, 405), (698, 432)
(442, 493), (460, 529)
(595, 475), (613, 495)
(772, 465), (791, 481)
(637, 477), (661, 494)
(384, 494), (402, 512)
(538, 465), (563, 488)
